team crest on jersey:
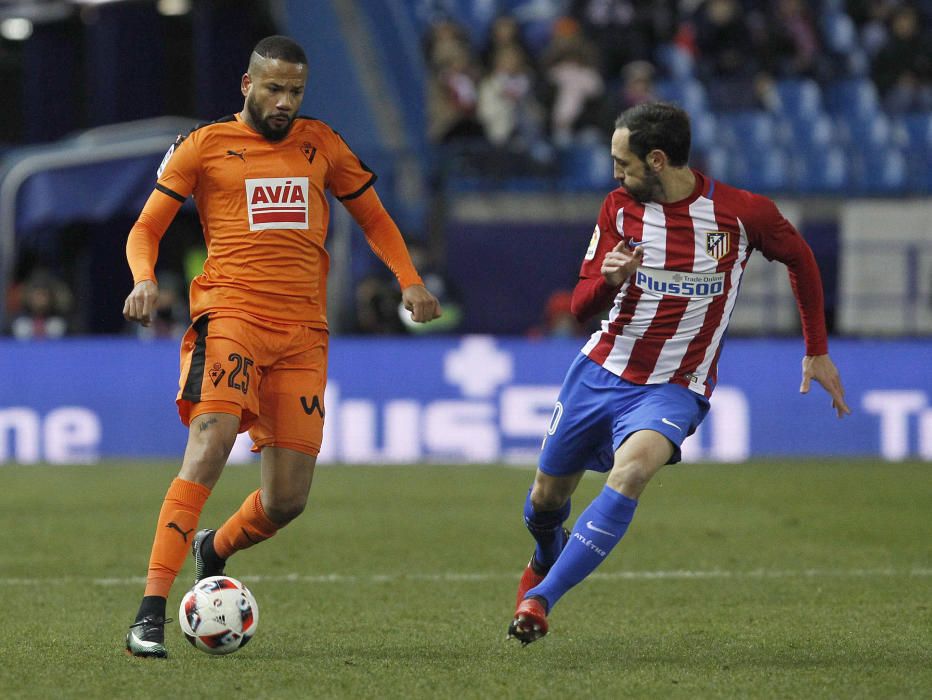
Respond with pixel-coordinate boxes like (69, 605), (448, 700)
(584, 225), (600, 260)
(245, 177), (309, 231)
(705, 231), (730, 260)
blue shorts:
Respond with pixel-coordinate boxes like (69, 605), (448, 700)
(539, 353), (710, 476)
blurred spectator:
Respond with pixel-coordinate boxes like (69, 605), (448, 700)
(134, 271), (188, 340)
(540, 17), (608, 146)
(570, 0), (674, 81)
(528, 289), (588, 338)
(425, 22), (485, 144)
(477, 44), (549, 162)
(693, 0), (758, 81)
(692, 0), (772, 110)
(9, 268), (72, 340)
(871, 4), (932, 112)
(353, 274), (405, 334)
(615, 60), (658, 113)
(847, 0), (899, 56)
(756, 0), (823, 79)
(424, 18), (472, 69)
(480, 14), (534, 72)
(398, 243), (462, 333)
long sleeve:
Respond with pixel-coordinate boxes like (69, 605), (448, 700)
(341, 188), (423, 289)
(126, 189), (184, 284)
(570, 196), (623, 322)
(743, 197), (828, 356)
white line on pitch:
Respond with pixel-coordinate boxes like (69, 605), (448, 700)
(0, 568), (929, 587)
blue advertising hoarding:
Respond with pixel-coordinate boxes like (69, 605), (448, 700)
(0, 336), (929, 464)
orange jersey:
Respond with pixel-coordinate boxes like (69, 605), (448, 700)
(127, 113), (422, 327)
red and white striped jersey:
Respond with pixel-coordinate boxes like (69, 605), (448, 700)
(572, 170), (828, 398)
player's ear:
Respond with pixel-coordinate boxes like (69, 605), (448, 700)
(241, 73), (252, 97)
(648, 149), (665, 172)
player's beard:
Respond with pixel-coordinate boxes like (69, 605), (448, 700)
(246, 95), (294, 142)
(623, 169), (662, 203)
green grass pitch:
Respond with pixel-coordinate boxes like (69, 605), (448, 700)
(0, 460), (929, 699)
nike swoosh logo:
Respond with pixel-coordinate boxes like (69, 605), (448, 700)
(661, 417), (682, 431)
(586, 521), (616, 537)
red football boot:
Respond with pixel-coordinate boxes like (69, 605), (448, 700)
(507, 597), (549, 646)
(514, 528), (569, 607)
(515, 558), (546, 609)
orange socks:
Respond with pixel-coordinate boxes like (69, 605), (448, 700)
(213, 489), (280, 560)
(144, 477), (211, 598)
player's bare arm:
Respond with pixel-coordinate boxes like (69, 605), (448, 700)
(600, 241), (644, 286)
(800, 354), (851, 418)
(122, 280), (159, 327)
(402, 284), (442, 323)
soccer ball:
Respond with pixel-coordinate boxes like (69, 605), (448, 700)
(178, 576), (259, 655)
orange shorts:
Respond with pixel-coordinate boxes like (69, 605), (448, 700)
(177, 313), (328, 456)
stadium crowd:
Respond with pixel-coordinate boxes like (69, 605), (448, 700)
(423, 0), (932, 182)
(3, 0), (930, 338)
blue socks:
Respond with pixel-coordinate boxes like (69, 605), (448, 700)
(523, 489), (571, 570)
(526, 485), (638, 611)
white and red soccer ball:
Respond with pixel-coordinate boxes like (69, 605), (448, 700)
(179, 576), (259, 655)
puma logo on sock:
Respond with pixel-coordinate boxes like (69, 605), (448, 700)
(166, 522), (194, 542)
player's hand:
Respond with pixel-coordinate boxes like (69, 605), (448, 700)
(402, 284), (442, 323)
(123, 280), (159, 327)
(601, 240), (644, 287)
(800, 354), (851, 418)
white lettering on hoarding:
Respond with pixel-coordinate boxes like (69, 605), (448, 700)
(862, 390), (930, 460)
(424, 401), (499, 462)
(680, 387), (750, 462)
(0, 407), (101, 464)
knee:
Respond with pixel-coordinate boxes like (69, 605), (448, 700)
(606, 459), (654, 497)
(530, 483), (570, 512)
(263, 493), (308, 525)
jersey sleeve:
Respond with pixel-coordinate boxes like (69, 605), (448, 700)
(742, 195), (829, 355)
(570, 194), (624, 321)
(342, 188), (423, 289)
(155, 132), (199, 202)
(125, 134), (198, 284)
(328, 132), (377, 202)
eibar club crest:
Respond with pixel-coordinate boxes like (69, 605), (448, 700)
(705, 231), (730, 260)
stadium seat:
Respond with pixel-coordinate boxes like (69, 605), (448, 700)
(899, 113), (932, 151)
(559, 143), (616, 191)
(784, 112), (836, 149)
(897, 114), (932, 192)
(690, 111), (717, 152)
(856, 147), (908, 194)
(732, 146), (792, 193)
(822, 10), (858, 53)
(716, 111), (781, 150)
(774, 79), (824, 121)
(695, 145), (732, 182)
(655, 79), (708, 114)
(793, 145), (850, 194)
(655, 43), (695, 81)
(840, 112), (901, 150)
(824, 79), (880, 120)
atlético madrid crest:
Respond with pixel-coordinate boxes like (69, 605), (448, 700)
(705, 231), (730, 260)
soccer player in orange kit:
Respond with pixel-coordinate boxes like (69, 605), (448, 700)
(123, 35), (441, 658)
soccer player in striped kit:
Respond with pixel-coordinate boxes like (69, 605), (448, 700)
(508, 102), (850, 645)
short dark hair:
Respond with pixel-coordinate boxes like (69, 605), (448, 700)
(615, 102), (691, 166)
(251, 35), (307, 65)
